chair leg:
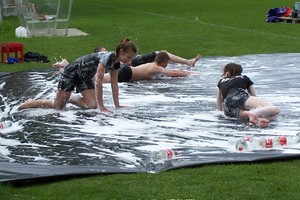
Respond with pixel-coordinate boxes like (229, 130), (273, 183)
(1, 47), (4, 63)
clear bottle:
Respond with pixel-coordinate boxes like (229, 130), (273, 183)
(150, 149), (178, 162)
(235, 138), (249, 151)
(273, 134), (300, 146)
(259, 137), (274, 148)
(271, 136), (287, 147)
(257, 136), (295, 148)
(0, 120), (12, 129)
(236, 134), (300, 152)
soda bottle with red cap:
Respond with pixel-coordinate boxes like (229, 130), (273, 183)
(235, 138), (249, 151)
(260, 137), (274, 148)
(150, 149), (178, 162)
(273, 133), (300, 146)
(233, 133), (300, 152)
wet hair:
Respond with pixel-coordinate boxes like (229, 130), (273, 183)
(115, 38), (137, 57)
(93, 46), (107, 53)
(155, 51), (170, 66)
(223, 63), (243, 77)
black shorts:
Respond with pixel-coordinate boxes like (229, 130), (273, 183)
(118, 65), (133, 82)
(131, 52), (156, 67)
(58, 75), (95, 93)
(223, 88), (250, 118)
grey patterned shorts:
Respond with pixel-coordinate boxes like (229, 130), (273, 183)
(223, 88), (250, 118)
(58, 76), (95, 93)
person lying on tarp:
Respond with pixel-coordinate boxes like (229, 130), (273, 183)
(103, 51), (193, 83)
(53, 47), (200, 82)
(53, 47), (201, 70)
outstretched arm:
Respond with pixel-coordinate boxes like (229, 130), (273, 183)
(160, 68), (192, 77)
(216, 88), (223, 111)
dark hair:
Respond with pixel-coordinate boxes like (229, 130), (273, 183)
(223, 63), (243, 77)
(155, 51), (170, 65)
(115, 38), (137, 57)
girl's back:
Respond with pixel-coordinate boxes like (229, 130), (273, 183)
(218, 75), (253, 98)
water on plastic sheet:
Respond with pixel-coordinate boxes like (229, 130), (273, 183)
(1, 54), (300, 170)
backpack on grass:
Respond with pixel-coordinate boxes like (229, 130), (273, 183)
(24, 52), (50, 63)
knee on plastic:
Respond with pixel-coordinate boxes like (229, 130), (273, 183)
(84, 101), (97, 109)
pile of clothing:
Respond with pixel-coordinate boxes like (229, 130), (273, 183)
(266, 7), (292, 22)
(24, 52), (50, 63)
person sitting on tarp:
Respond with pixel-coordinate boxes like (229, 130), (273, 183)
(266, 6), (292, 22)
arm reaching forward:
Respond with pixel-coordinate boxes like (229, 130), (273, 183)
(160, 68), (192, 77)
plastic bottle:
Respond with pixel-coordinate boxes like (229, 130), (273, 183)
(273, 134), (300, 146)
(150, 149), (178, 162)
(261, 136), (298, 148)
(0, 120), (12, 129)
(235, 138), (249, 151)
(235, 136), (260, 151)
(259, 137), (274, 148)
(236, 134), (300, 151)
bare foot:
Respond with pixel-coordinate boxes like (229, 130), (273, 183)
(52, 59), (69, 69)
(188, 54), (201, 67)
(18, 98), (34, 110)
(248, 112), (269, 128)
(257, 118), (269, 128)
(248, 112), (259, 124)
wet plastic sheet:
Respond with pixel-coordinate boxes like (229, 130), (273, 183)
(1, 53), (300, 184)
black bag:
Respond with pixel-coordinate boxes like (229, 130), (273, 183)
(24, 52), (50, 63)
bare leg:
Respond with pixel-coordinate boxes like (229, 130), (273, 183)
(245, 96), (279, 118)
(245, 96), (272, 108)
(159, 50), (201, 67)
(18, 90), (72, 110)
(68, 89), (97, 109)
(251, 106), (279, 118)
(18, 98), (54, 110)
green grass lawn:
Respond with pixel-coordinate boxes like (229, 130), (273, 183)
(1, 0), (300, 199)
